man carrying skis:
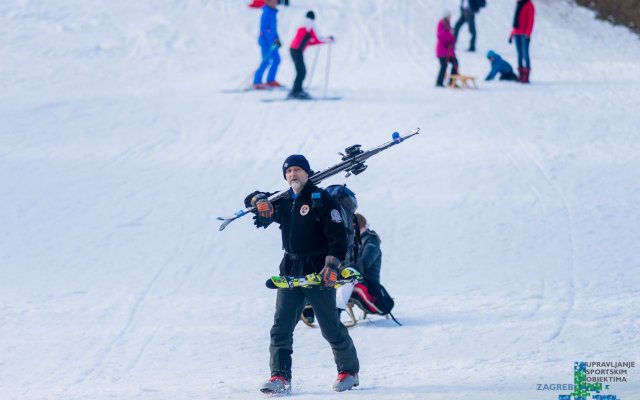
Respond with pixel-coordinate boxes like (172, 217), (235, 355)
(253, 0), (282, 89)
(244, 154), (360, 394)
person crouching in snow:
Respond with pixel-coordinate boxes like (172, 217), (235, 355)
(436, 10), (459, 88)
(485, 50), (518, 81)
(288, 10), (334, 100)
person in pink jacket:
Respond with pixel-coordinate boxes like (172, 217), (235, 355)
(288, 11), (334, 100)
(509, 0), (535, 83)
(436, 10), (459, 87)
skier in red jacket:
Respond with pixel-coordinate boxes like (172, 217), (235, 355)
(288, 11), (334, 100)
(510, 0), (535, 83)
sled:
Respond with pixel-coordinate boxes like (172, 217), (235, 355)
(299, 301), (395, 329)
(449, 74), (478, 89)
(299, 303), (359, 329)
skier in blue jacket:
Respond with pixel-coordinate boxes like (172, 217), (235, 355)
(485, 50), (518, 81)
(253, 0), (282, 89)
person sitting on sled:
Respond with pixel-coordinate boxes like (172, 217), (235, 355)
(335, 213), (382, 313)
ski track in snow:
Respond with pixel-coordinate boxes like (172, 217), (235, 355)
(2, 0), (640, 399)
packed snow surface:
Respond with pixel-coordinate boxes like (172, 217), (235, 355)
(1, 0), (639, 399)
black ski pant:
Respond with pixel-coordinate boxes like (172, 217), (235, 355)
(436, 56), (459, 87)
(290, 48), (306, 94)
(500, 71), (519, 81)
(454, 7), (476, 50)
(269, 286), (359, 380)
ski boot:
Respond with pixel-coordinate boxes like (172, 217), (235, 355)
(333, 372), (359, 392)
(260, 375), (291, 395)
(287, 90), (312, 100)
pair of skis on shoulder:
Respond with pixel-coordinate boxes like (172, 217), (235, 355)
(217, 128), (420, 231)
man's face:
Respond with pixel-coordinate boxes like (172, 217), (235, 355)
(285, 166), (309, 192)
(265, 0), (278, 8)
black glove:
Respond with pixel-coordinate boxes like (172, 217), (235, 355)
(252, 193), (274, 227)
(244, 191), (267, 208)
(253, 214), (271, 228)
(319, 256), (340, 287)
(274, 38), (282, 48)
(508, 35), (513, 44)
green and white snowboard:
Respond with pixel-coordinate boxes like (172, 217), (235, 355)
(265, 267), (363, 289)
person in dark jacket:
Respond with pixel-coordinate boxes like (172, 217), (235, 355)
(510, 0), (535, 83)
(335, 213), (382, 311)
(453, 0), (486, 52)
(246, 154), (360, 394)
(353, 214), (382, 284)
(485, 50), (518, 81)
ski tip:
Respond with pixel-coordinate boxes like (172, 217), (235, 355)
(218, 218), (233, 231)
(265, 278), (278, 289)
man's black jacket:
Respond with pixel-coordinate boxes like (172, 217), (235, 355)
(272, 182), (347, 276)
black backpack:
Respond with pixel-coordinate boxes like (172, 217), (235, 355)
(313, 184), (360, 262)
(471, 0), (486, 12)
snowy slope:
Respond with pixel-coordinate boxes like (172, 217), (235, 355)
(1, 0), (640, 399)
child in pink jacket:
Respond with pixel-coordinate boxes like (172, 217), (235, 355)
(436, 10), (459, 87)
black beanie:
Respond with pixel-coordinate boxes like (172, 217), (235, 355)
(306, 10), (315, 20)
(282, 154), (312, 178)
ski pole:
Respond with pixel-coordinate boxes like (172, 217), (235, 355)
(305, 46), (321, 90)
(323, 43), (332, 99)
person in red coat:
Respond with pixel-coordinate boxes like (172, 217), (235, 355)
(436, 10), (459, 87)
(288, 10), (334, 99)
(510, 0), (535, 83)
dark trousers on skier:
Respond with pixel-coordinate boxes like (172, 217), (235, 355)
(436, 56), (459, 87)
(290, 48), (306, 95)
(269, 285), (359, 380)
(454, 8), (476, 51)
